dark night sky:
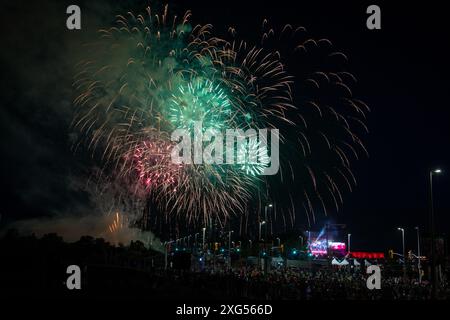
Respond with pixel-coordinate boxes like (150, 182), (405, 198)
(0, 0), (449, 252)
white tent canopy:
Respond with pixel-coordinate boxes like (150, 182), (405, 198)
(332, 258), (350, 266)
(340, 259), (349, 265)
(331, 258), (340, 265)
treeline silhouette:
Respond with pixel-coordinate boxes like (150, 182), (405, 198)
(2, 230), (449, 300)
(0, 229), (171, 298)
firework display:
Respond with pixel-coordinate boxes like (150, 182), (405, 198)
(108, 212), (125, 234)
(169, 78), (232, 131)
(6, 0), (450, 305)
(73, 5), (368, 226)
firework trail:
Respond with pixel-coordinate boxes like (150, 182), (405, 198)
(73, 5), (368, 229)
(108, 211), (125, 233)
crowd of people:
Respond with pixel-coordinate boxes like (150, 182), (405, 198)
(172, 267), (448, 300)
(1, 231), (449, 300)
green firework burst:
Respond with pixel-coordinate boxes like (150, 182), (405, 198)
(237, 138), (270, 176)
(169, 78), (231, 131)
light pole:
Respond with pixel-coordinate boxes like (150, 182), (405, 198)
(202, 227), (206, 250)
(258, 221), (266, 272)
(264, 203), (273, 239)
(429, 168), (442, 298)
(228, 231), (234, 269)
(347, 234), (351, 254)
(276, 237), (281, 247)
(265, 204), (273, 220)
(164, 241), (168, 270)
(397, 227), (406, 278)
(415, 227), (421, 283)
(194, 233), (199, 247)
(299, 236), (303, 248)
(164, 240), (175, 270)
(264, 204), (272, 273)
(259, 221), (266, 241)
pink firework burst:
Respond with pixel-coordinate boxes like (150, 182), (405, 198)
(123, 138), (182, 195)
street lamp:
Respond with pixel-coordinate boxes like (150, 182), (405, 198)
(194, 233), (199, 247)
(347, 234), (351, 254)
(259, 221), (266, 241)
(202, 227), (206, 250)
(264, 204), (272, 238)
(164, 240), (175, 270)
(299, 236), (303, 248)
(397, 227), (406, 277)
(228, 231), (234, 269)
(415, 227), (421, 283)
(276, 237), (281, 247)
(429, 168), (442, 298)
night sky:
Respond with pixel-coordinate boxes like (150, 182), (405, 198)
(0, 0), (449, 253)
